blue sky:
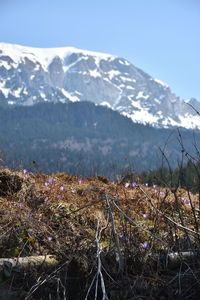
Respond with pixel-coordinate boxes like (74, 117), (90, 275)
(1, 0), (199, 100)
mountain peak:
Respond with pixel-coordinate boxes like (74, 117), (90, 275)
(0, 42), (116, 71)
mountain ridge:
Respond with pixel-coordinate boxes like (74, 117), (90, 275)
(0, 42), (199, 129)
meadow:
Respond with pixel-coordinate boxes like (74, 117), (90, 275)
(0, 168), (200, 299)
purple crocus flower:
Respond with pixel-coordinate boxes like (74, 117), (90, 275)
(143, 213), (148, 219)
(124, 183), (129, 188)
(48, 236), (52, 241)
(44, 197), (49, 202)
(142, 241), (150, 249)
(44, 182), (49, 187)
(181, 197), (188, 203)
(78, 179), (83, 184)
(60, 186), (64, 191)
(145, 183), (148, 187)
(49, 177), (53, 184)
(153, 184), (157, 189)
(132, 182), (137, 189)
(57, 195), (61, 199)
(23, 169), (28, 174)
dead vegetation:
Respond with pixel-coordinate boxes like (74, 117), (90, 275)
(0, 168), (200, 299)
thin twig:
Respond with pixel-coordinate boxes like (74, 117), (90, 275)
(138, 186), (200, 237)
(110, 197), (168, 247)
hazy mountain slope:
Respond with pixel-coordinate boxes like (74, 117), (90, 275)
(0, 102), (199, 177)
(0, 43), (200, 129)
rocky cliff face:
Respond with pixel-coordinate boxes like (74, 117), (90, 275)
(0, 43), (199, 129)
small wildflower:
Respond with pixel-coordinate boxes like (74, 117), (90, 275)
(181, 197), (188, 203)
(154, 189), (158, 193)
(49, 177), (54, 184)
(23, 169), (28, 174)
(142, 241), (149, 249)
(78, 179), (83, 184)
(153, 184), (157, 189)
(57, 194), (61, 198)
(124, 183), (129, 188)
(60, 186), (64, 191)
(48, 236), (52, 241)
(145, 183), (148, 187)
(132, 182), (137, 189)
(44, 182), (49, 187)
(143, 213), (148, 219)
(119, 234), (128, 241)
(27, 213), (33, 218)
(87, 197), (92, 201)
(71, 189), (76, 194)
(17, 203), (23, 208)
(160, 191), (165, 195)
(44, 197), (49, 202)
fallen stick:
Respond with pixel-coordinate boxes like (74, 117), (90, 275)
(0, 255), (57, 270)
(166, 251), (198, 268)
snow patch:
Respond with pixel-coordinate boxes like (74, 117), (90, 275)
(154, 78), (169, 88)
(157, 111), (163, 117)
(63, 57), (83, 73)
(178, 114), (200, 130)
(131, 100), (142, 109)
(118, 59), (130, 66)
(100, 101), (112, 108)
(136, 91), (149, 100)
(40, 91), (46, 98)
(34, 64), (40, 71)
(122, 109), (159, 125)
(89, 69), (101, 78)
(107, 70), (120, 80)
(74, 90), (82, 96)
(61, 89), (80, 102)
(120, 76), (136, 83)
(12, 87), (22, 98)
(0, 60), (12, 70)
(154, 98), (161, 104)
(0, 43), (116, 72)
(1, 87), (10, 98)
(23, 89), (28, 95)
(0, 81), (5, 88)
(126, 85), (135, 90)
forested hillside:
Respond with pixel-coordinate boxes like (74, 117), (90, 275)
(0, 101), (200, 177)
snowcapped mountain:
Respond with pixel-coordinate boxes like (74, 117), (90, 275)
(0, 42), (199, 129)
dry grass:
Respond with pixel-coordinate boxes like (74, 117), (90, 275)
(0, 169), (200, 299)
